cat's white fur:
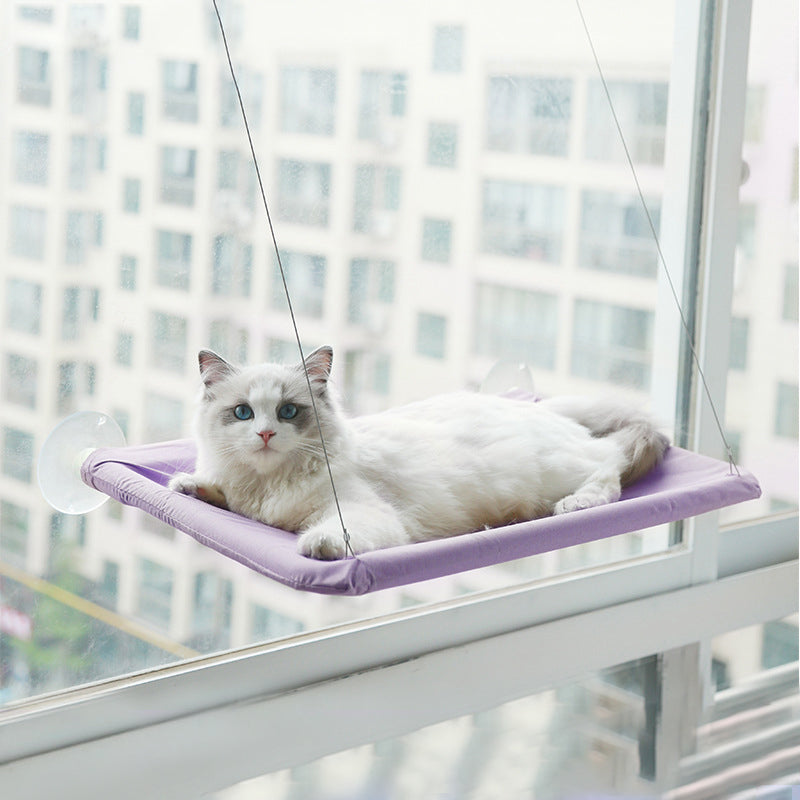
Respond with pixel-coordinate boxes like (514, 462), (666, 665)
(169, 346), (669, 560)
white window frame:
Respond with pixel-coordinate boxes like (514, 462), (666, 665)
(1, 2), (797, 797)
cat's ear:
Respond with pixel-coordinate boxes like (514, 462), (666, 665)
(303, 346), (333, 385)
(198, 350), (237, 389)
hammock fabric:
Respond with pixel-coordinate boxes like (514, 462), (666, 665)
(81, 439), (761, 595)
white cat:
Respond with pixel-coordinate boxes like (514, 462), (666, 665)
(168, 346), (669, 560)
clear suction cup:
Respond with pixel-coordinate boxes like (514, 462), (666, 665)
(480, 361), (535, 395)
(38, 411), (126, 514)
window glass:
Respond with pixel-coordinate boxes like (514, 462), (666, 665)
(721, 0), (799, 523)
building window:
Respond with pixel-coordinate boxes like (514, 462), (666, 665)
(18, 6), (54, 23)
(144, 392), (184, 442)
(99, 560), (120, 609)
(251, 604), (303, 642)
(427, 122), (458, 167)
(120, 255), (137, 291)
(56, 361), (77, 414)
(280, 66), (336, 136)
(729, 317), (749, 371)
(209, 320), (248, 364)
(160, 146), (197, 206)
(0, 500), (29, 568)
(276, 159), (331, 226)
(65, 210), (93, 265)
(70, 48), (108, 116)
(774, 382), (799, 439)
(353, 164), (401, 234)
(211, 234), (252, 297)
(4, 354), (38, 408)
(2, 427), (34, 483)
(116, 332), (134, 367)
(150, 311), (187, 372)
(578, 191), (661, 278)
(487, 76), (572, 157)
(123, 178), (141, 213)
(192, 572), (233, 646)
(421, 218), (453, 263)
(585, 79), (668, 165)
(344, 351), (392, 399)
(473, 283), (558, 369)
(432, 25), (464, 72)
(218, 68), (263, 128)
(571, 299), (654, 389)
(68, 134), (89, 190)
(271, 251), (326, 318)
(9, 205), (46, 260)
(348, 259), (395, 326)
(163, 60), (198, 122)
(416, 313), (448, 359)
(358, 70), (407, 142)
(155, 231), (192, 291)
(14, 131), (49, 185)
(17, 45), (51, 105)
(137, 558), (174, 629)
(783, 264), (798, 322)
(5, 279), (42, 335)
(127, 92), (145, 134)
(481, 180), (565, 263)
(122, 5), (141, 40)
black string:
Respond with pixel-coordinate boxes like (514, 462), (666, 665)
(574, 0), (740, 475)
(211, 0), (355, 556)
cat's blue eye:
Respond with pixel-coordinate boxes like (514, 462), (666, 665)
(233, 404), (253, 421)
(278, 403), (298, 420)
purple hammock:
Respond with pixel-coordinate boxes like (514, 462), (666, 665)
(81, 439), (761, 595)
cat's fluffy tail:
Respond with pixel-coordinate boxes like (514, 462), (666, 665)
(540, 396), (670, 486)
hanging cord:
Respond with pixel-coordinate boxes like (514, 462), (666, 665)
(574, 0), (740, 475)
(211, 0), (355, 556)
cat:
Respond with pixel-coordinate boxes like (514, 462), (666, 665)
(168, 346), (669, 560)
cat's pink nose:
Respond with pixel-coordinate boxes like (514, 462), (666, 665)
(258, 430), (275, 446)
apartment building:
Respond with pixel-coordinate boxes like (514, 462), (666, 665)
(0, 0), (796, 695)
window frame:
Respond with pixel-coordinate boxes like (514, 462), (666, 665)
(0, 1), (797, 796)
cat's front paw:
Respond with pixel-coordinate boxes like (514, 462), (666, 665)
(297, 528), (350, 560)
(168, 473), (228, 509)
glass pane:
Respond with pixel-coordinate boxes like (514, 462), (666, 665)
(0, 0), (707, 704)
(721, 0), (799, 524)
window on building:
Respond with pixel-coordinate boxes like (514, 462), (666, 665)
(358, 70), (407, 142)
(2, 427), (34, 483)
(192, 572), (233, 648)
(14, 131), (49, 185)
(56, 361), (77, 414)
(427, 122), (458, 167)
(276, 159), (331, 226)
(250, 604), (303, 642)
(119, 255), (137, 291)
(67, 134), (89, 191)
(160, 146), (197, 206)
(4, 354), (37, 408)
(209, 320), (249, 364)
(348, 259), (395, 326)
(219, 68), (263, 129)
(783, 263), (799, 322)
(0, 500), (29, 568)
(473, 282), (559, 369)
(156, 231), (192, 291)
(774, 382), (799, 439)
(353, 164), (401, 234)
(421, 218), (453, 263)
(144, 392), (184, 442)
(150, 311), (188, 372)
(432, 25), (464, 72)
(211, 234), (252, 297)
(123, 178), (141, 213)
(70, 48), (108, 117)
(280, 66), (336, 135)
(163, 60), (199, 123)
(416, 312), (448, 359)
(64, 210), (93, 265)
(585, 80), (668, 164)
(486, 76), (572, 156)
(116, 332), (134, 367)
(18, 6), (54, 23)
(579, 191), (661, 277)
(99, 560), (120, 609)
(9, 205), (46, 260)
(61, 287), (82, 341)
(137, 558), (174, 629)
(729, 317), (749, 370)
(271, 251), (326, 318)
(5, 279), (42, 335)
(127, 92), (145, 135)
(344, 350), (392, 400)
(17, 45), (51, 105)
(122, 5), (141, 40)
(571, 299), (654, 389)
(481, 180), (565, 262)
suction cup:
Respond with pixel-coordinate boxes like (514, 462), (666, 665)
(480, 361), (535, 395)
(38, 411), (126, 515)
